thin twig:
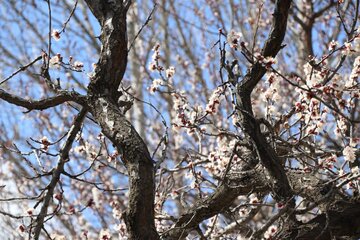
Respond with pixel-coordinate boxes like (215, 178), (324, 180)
(59, 0), (78, 34)
(32, 107), (87, 239)
(0, 56), (42, 86)
(128, 3), (157, 52)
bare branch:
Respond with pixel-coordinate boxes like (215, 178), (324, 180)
(0, 89), (85, 111)
(85, 0), (129, 100)
(0, 55), (42, 86)
(164, 166), (268, 239)
(128, 3), (157, 52)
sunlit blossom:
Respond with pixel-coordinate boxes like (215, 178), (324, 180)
(99, 229), (111, 240)
(343, 145), (356, 162)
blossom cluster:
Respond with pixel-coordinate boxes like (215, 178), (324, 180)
(206, 87), (227, 114)
(264, 225), (278, 239)
(171, 92), (204, 135)
(148, 43), (163, 72)
(48, 53), (84, 71)
(226, 29), (242, 50)
(205, 138), (240, 175)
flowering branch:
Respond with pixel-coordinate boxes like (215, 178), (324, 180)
(33, 107), (87, 239)
(235, 0), (294, 204)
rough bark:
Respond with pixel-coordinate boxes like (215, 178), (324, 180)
(0, 89), (84, 111)
(83, 0), (159, 239)
(85, 0), (129, 100)
(163, 166), (267, 239)
(279, 200), (360, 240)
(236, 0), (294, 204)
(88, 97), (158, 239)
(2, 1), (360, 239)
(164, 1), (294, 238)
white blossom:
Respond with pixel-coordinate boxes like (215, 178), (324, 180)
(351, 166), (359, 174)
(73, 61), (84, 70)
(92, 187), (101, 208)
(343, 145), (356, 162)
(303, 62), (323, 87)
(165, 66), (175, 78)
(49, 55), (61, 69)
(26, 208), (35, 216)
(50, 234), (66, 240)
(337, 118), (348, 132)
(328, 40), (338, 51)
(112, 208), (122, 220)
(99, 229), (111, 240)
(263, 56), (277, 67)
(342, 42), (354, 56)
(149, 78), (164, 94)
(148, 62), (157, 72)
(227, 29), (242, 49)
(264, 225), (278, 239)
(354, 36), (360, 52)
(248, 193), (259, 208)
(206, 87), (224, 114)
(348, 56), (360, 87)
(115, 223), (127, 238)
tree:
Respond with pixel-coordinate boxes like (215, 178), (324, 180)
(0, 0), (359, 239)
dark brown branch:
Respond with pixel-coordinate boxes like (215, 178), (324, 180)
(59, 0), (78, 34)
(33, 108), (87, 239)
(128, 3), (157, 52)
(278, 200), (360, 239)
(88, 97), (159, 239)
(236, 0), (294, 204)
(165, 2), (293, 238)
(0, 55), (42, 86)
(0, 209), (26, 219)
(313, 1), (336, 19)
(84, 1), (159, 239)
(0, 90), (85, 111)
(163, 167), (267, 239)
(84, 0), (128, 100)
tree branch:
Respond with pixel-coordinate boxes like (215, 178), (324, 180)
(84, 0), (128, 100)
(0, 89), (85, 111)
(235, 0), (294, 204)
(88, 97), (159, 239)
(163, 164), (267, 239)
(278, 200), (360, 239)
(84, 1), (159, 238)
(33, 107), (87, 239)
(0, 55), (42, 86)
